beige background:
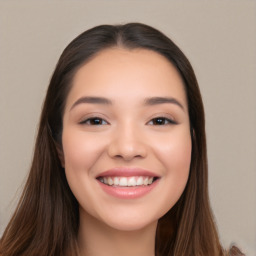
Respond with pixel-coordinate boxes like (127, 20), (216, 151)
(0, 1), (255, 255)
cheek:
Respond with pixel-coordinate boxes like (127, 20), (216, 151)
(62, 128), (105, 171)
(150, 129), (192, 211)
(164, 132), (191, 184)
(152, 128), (192, 171)
(61, 128), (108, 216)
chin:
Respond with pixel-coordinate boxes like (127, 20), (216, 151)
(97, 208), (160, 232)
(104, 217), (158, 232)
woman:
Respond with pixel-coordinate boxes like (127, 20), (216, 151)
(0, 23), (244, 256)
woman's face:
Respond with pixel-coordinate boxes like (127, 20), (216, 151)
(62, 48), (191, 231)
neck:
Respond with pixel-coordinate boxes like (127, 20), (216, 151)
(77, 209), (157, 256)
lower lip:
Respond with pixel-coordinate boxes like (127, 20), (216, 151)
(97, 179), (159, 199)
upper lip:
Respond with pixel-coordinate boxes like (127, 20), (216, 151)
(96, 167), (160, 178)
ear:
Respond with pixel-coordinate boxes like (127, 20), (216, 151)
(55, 142), (65, 168)
(190, 127), (195, 137)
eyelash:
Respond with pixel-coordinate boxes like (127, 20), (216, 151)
(147, 117), (177, 125)
(79, 117), (109, 125)
(79, 116), (177, 126)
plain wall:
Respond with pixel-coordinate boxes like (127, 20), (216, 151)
(0, 1), (255, 255)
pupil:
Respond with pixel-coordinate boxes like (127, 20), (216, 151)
(155, 118), (164, 125)
(93, 119), (101, 125)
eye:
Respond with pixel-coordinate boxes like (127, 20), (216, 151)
(148, 117), (177, 125)
(80, 117), (108, 125)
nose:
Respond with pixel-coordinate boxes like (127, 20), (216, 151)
(107, 124), (147, 161)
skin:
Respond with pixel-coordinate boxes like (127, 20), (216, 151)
(61, 48), (192, 256)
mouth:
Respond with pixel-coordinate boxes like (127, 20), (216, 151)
(97, 176), (159, 187)
(96, 168), (160, 199)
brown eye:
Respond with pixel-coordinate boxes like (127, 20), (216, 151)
(148, 117), (176, 125)
(80, 117), (108, 125)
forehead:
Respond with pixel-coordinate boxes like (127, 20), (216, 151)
(66, 47), (187, 109)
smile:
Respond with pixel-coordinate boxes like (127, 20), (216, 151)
(98, 176), (156, 187)
(96, 168), (160, 199)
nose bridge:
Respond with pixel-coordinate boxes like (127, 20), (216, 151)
(107, 120), (147, 160)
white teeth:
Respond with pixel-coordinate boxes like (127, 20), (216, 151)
(113, 177), (119, 185)
(119, 177), (128, 186)
(136, 176), (143, 186)
(128, 177), (137, 186)
(107, 177), (113, 185)
(143, 177), (149, 185)
(99, 176), (156, 187)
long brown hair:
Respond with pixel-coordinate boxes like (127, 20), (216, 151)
(0, 23), (242, 256)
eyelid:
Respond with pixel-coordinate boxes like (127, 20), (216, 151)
(79, 117), (109, 125)
(78, 113), (110, 125)
(147, 115), (178, 125)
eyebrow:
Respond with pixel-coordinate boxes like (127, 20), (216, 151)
(70, 96), (185, 111)
(70, 96), (112, 111)
(144, 97), (185, 110)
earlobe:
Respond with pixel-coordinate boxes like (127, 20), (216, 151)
(55, 142), (65, 168)
(190, 127), (195, 138)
